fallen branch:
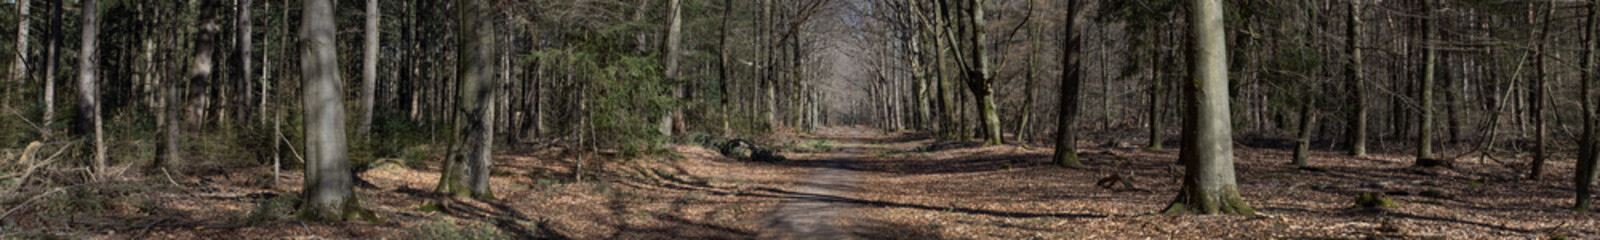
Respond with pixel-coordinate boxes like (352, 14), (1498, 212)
(0, 186), (68, 221)
(276, 126), (306, 164)
(7, 142), (73, 196)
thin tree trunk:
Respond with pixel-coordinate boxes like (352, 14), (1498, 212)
(11, 0), (27, 101)
(1293, 98), (1314, 167)
(1017, 14), (1038, 144)
(1054, 0), (1084, 168)
(238, 0), (255, 127)
(1577, 0), (1600, 212)
(79, 0), (104, 181)
(299, 0), (361, 221)
(1346, 0), (1366, 157)
(660, 0), (683, 136)
(1163, 0), (1253, 215)
(719, 0), (733, 136)
(1530, 0), (1554, 180)
(359, 0), (379, 138)
(1416, 0), (1436, 162)
(42, 0), (60, 138)
(1147, 30), (1164, 150)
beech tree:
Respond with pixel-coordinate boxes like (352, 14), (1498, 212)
(359, 0), (378, 138)
(1162, 0), (1253, 215)
(436, 0), (499, 199)
(1054, 0), (1084, 168)
(299, 0), (362, 220)
(78, 0), (103, 180)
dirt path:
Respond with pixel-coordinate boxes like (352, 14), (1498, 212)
(758, 129), (875, 239)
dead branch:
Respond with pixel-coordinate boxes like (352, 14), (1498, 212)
(0, 186), (68, 221)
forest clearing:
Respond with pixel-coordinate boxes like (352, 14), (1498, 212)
(4, 0), (1600, 239)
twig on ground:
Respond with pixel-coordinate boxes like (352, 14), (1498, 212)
(0, 186), (69, 220)
(7, 142), (73, 196)
(161, 167), (183, 188)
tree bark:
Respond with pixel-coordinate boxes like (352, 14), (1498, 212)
(1293, 98), (1313, 167)
(660, 0), (683, 136)
(42, 0), (60, 138)
(1415, 0), (1436, 162)
(79, 0), (104, 181)
(1529, 0), (1554, 180)
(719, 0), (733, 137)
(11, 0), (26, 98)
(437, 0), (499, 200)
(1345, 0), (1366, 157)
(1146, 29), (1165, 151)
(238, 0), (255, 127)
(1054, 0), (1083, 168)
(962, 0), (1002, 146)
(299, 0), (361, 221)
(1163, 0), (1253, 215)
(359, 0), (379, 138)
(1577, 0), (1600, 212)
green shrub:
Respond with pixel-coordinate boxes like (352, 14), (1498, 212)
(246, 192), (302, 223)
(1354, 193), (1400, 209)
(410, 218), (510, 240)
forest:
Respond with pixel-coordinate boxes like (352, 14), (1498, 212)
(0, 0), (1597, 239)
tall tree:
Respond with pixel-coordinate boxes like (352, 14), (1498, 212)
(1162, 0), (1253, 215)
(237, 0), (255, 126)
(1345, 0), (1366, 157)
(1530, 0), (1554, 180)
(436, 0), (499, 199)
(963, 0), (1003, 146)
(42, 0), (60, 138)
(359, 0), (378, 138)
(12, 0), (26, 92)
(299, 0), (361, 220)
(660, 0), (684, 136)
(78, 0), (104, 180)
(1054, 0), (1084, 168)
(719, 0), (734, 136)
(1578, 0), (1600, 212)
(1415, 0), (1436, 163)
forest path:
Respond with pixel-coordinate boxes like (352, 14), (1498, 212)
(757, 127), (883, 240)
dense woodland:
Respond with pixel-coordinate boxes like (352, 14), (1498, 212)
(1, 0), (1600, 238)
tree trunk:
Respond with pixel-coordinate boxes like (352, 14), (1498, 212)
(1163, 0), (1253, 215)
(11, 0), (27, 99)
(1147, 29), (1164, 151)
(1530, 0), (1554, 180)
(437, 0), (499, 200)
(1577, 0), (1600, 212)
(359, 0), (378, 138)
(79, 0), (104, 180)
(719, 0), (733, 137)
(237, 0), (255, 127)
(1016, 14), (1038, 144)
(962, 0), (1001, 146)
(1293, 98), (1313, 167)
(1346, 0), (1366, 157)
(299, 0), (361, 221)
(42, 0), (60, 138)
(660, 0), (683, 136)
(1054, 0), (1084, 168)
(1415, 0), (1436, 162)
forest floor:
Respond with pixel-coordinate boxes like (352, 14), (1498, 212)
(5, 127), (1599, 239)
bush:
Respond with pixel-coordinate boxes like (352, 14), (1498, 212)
(245, 192), (302, 223)
(409, 218), (511, 240)
(1354, 193), (1400, 209)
